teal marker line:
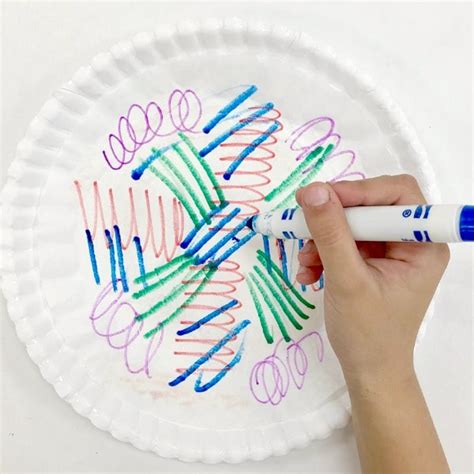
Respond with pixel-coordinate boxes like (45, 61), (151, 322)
(132, 259), (190, 300)
(253, 265), (303, 330)
(178, 132), (226, 205)
(272, 145), (332, 209)
(246, 277), (273, 344)
(172, 142), (216, 213)
(253, 264), (308, 322)
(264, 145), (324, 202)
(134, 254), (190, 284)
(249, 273), (290, 342)
(136, 267), (207, 322)
(147, 163), (200, 226)
(255, 256), (309, 319)
(158, 151), (210, 221)
(256, 249), (315, 309)
(131, 143), (174, 180)
(143, 266), (217, 338)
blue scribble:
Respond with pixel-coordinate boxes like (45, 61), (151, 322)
(319, 273), (324, 289)
(277, 239), (288, 281)
(180, 202), (229, 249)
(113, 225), (128, 292)
(202, 85), (257, 134)
(262, 234), (271, 273)
(194, 217), (250, 265)
(169, 319), (251, 388)
(176, 300), (239, 336)
(105, 229), (117, 292)
(85, 229), (100, 284)
(194, 341), (245, 392)
(199, 103), (274, 158)
(185, 207), (241, 256)
(211, 230), (256, 267)
(223, 121), (280, 180)
(298, 239), (306, 292)
(133, 236), (147, 288)
(130, 143), (175, 180)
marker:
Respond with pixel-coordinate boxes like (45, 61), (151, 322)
(246, 205), (474, 243)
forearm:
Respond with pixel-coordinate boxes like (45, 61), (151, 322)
(346, 369), (450, 474)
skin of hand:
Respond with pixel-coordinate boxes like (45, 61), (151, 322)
(295, 175), (450, 473)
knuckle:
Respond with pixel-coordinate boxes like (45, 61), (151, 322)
(398, 173), (420, 191)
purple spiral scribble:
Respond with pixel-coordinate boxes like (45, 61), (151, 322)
(249, 331), (324, 405)
(90, 280), (164, 377)
(286, 116), (366, 181)
(102, 89), (202, 170)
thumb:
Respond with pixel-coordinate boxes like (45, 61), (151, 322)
(296, 182), (364, 286)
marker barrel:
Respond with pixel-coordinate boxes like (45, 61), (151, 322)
(250, 205), (474, 243)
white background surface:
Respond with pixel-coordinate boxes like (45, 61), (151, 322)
(1, 1), (472, 472)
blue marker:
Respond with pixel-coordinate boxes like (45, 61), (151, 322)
(247, 205), (474, 242)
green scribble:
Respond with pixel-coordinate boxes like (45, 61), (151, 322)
(147, 163), (200, 226)
(172, 142), (216, 214)
(136, 267), (207, 322)
(256, 249), (315, 309)
(253, 265), (303, 330)
(178, 132), (226, 205)
(132, 259), (191, 300)
(134, 254), (189, 284)
(264, 145), (324, 202)
(249, 273), (290, 342)
(157, 151), (209, 221)
(143, 266), (217, 338)
(246, 277), (273, 344)
(253, 264), (308, 322)
(273, 144), (333, 209)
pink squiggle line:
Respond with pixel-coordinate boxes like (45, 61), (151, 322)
(90, 280), (164, 377)
(102, 89), (202, 170)
(174, 259), (245, 373)
(74, 181), (185, 261)
(214, 107), (283, 220)
(249, 331), (324, 405)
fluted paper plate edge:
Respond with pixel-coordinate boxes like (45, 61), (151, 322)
(0, 18), (439, 463)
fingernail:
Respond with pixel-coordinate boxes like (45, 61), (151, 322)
(296, 266), (308, 277)
(302, 184), (330, 207)
(300, 241), (314, 253)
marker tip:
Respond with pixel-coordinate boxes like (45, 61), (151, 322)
(246, 216), (256, 231)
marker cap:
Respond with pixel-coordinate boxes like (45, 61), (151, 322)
(460, 205), (474, 242)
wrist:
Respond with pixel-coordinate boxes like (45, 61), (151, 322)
(343, 364), (418, 401)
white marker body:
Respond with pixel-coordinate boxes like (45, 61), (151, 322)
(252, 205), (466, 243)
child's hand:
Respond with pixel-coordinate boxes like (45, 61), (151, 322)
(296, 175), (450, 473)
(295, 175), (450, 386)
